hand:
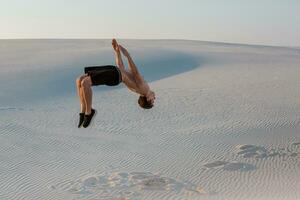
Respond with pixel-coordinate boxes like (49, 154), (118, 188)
(119, 45), (130, 57)
(112, 39), (120, 52)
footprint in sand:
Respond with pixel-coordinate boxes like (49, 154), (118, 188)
(236, 143), (299, 159)
(204, 161), (256, 172)
(203, 161), (229, 168)
(52, 171), (208, 199)
(222, 163), (257, 172)
(204, 141), (300, 173)
(236, 145), (268, 159)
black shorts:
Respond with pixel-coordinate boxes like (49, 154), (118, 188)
(84, 65), (122, 86)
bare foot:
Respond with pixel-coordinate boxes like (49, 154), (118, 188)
(112, 39), (119, 52)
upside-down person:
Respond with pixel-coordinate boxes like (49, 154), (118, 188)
(75, 39), (156, 128)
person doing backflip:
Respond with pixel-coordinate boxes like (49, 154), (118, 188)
(76, 39), (155, 128)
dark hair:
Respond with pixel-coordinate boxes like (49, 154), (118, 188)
(138, 96), (153, 109)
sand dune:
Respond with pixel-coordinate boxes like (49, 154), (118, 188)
(0, 39), (300, 200)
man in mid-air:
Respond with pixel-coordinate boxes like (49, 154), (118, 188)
(76, 39), (156, 128)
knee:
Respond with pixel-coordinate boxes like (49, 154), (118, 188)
(76, 75), (87, 87)
(81, 77), (92, 88)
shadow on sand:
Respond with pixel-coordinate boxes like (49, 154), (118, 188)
(0, 48), (202, 106)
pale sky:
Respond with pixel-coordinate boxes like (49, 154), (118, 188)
(1, 0), (299, 46)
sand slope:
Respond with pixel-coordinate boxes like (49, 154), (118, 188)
(0, 39), (300, 200)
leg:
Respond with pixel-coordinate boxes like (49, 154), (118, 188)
(76, 74), (88, 113)
(81, 76), (93, 115)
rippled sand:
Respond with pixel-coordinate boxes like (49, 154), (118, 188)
(0, 39), (300, 200)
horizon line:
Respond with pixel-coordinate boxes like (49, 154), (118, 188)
(0, 38), (298, 49)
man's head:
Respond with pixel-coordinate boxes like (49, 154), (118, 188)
(138, 91), (155, 109)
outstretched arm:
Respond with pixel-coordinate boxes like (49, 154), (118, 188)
(119, 45), (141, 77)
(112, 39), (125, 70)
(114, 50), (125, 70)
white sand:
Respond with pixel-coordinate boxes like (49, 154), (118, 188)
(0, 39), (300, 200)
